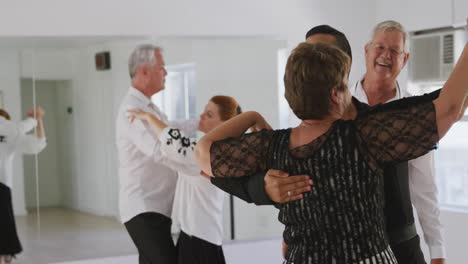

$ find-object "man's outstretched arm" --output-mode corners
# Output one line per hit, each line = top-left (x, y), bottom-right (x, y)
(211, 169), (312, 205)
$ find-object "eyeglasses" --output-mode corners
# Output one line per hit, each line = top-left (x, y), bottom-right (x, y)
(370, 42), (405, 57)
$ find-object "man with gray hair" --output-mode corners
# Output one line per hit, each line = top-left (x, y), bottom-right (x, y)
(352, 20), (446, 264)
(116, 44), (176, 263)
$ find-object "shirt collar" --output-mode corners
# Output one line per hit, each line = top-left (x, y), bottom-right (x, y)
(128, 86), (154, 107)
(353, 76), (402, 104)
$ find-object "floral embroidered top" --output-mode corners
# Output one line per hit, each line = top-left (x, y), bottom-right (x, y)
(209, 100), (439, 263)
(159, 126), (225, 246)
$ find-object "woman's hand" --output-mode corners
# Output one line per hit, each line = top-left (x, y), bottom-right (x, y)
(282, 240), (288, 258)
(27, 106), (45, 120)
(200, 170), (213, 179)
(127, 109), (150, 123)
(127, 109), (167, 136)
(264, 169), (312, 203)
(250, 112), (272, 132)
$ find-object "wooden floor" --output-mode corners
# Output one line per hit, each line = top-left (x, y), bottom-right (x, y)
(14, 208), (137, 264)
(13, 208), (283, 264)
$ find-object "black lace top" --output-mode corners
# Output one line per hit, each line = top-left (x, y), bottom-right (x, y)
(210, 101), (438, 264)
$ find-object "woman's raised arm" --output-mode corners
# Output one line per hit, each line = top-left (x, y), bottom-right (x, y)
(433, 43), (468, 139)
(195, 111), (271, 176)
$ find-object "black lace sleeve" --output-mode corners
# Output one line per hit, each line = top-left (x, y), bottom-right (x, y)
(210, 129), (274, 177)
(356, 101), (439, 163)
(356, 89), (441, 117)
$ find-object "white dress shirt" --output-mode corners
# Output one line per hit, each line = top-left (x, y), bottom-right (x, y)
(116, 87), (177, 223)
(353, 78), (446, 259)
(0, 117), (47, 187)
(158, 126), (225, 245)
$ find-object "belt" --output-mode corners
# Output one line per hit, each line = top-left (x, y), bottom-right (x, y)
(388, 223), (418, 245)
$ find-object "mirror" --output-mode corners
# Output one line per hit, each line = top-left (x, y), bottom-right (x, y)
(0, 36), (288, 263)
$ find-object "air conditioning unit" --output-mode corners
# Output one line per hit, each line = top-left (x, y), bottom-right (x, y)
(409, 29), (467, 83)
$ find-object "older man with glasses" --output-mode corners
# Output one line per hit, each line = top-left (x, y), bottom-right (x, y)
(210, 22), (446, 264)
(352, 20), (446, 264)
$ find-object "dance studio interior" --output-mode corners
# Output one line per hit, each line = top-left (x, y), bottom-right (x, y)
(0, 1), (467, 263)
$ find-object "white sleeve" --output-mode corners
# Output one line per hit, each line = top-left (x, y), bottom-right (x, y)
(158, 127), (200, 176)
(17, 118), (37, 134)
(16, 135), (47, 154)
(169, 118), (199, 136)
(126, 115), (163, 162)
(409, 152), (446, 259)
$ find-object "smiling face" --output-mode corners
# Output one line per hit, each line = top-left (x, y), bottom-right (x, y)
(364, 30), (409, 82)
(198, 101), (223, 133)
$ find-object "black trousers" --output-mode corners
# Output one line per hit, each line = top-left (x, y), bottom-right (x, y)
(177, 231), (226, 264)
(0, 183), (22, 255)
(391, 235), (427, 264)
(124, 212), (177, 264)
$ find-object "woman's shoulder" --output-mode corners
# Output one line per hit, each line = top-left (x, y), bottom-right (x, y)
(248, 128), (289, 137)
(246, 128), (291, 147)
(357, 89), (440, 119)
(330, 120), (359, 139)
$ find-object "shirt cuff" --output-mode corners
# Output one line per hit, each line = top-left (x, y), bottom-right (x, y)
(21, 118), (38, 133)
(247, 172), (275, 205)
(37, 137), (47, 152)
(429, 245), (446, 259)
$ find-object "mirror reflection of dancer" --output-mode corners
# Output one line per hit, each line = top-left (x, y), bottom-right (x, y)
(128, 95), (243, 264)
(117, 44), (202, 264)
(116, 45), (178, 264)
(0, 107), (46, 264)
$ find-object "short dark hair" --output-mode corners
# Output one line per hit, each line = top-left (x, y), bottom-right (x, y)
(0, 109), (11, 120)
(305, 25), (352, 60)
(284, 42), (350, 120)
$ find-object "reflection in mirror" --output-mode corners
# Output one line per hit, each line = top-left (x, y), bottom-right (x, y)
(0, 41), (40, 263)
(0, 36), (288, 264)
(21, 78), (70, 230)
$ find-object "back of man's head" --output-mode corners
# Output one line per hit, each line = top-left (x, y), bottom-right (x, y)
(128, 44), (161, 79)
(305, 25), (352, 60)
(285, 42), (351, 120)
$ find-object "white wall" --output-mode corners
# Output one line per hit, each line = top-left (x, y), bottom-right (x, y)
(159, 37), (288, 128)
(375, 0), (453, 32)
(21, 50), (75, 80)
(0, 0), (312, 42)
(0, 0), (374, 64)
(66, 44), (121, 216)
(454, 0), (468, 27)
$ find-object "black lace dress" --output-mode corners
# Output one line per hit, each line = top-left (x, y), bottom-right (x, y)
(209, 100), (438, 264)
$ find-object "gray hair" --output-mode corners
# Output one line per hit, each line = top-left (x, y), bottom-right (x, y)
(371, 20), (409, 52)
(128, 44), (162, 78)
